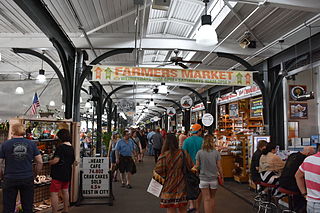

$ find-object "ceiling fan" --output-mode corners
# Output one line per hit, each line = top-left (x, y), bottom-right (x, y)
(157, 49), (202, 69)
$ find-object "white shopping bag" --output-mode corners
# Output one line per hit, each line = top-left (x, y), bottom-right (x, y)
(147, 178), (163, 197)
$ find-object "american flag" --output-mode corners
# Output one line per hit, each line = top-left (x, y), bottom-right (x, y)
(31, 92), (40, 115)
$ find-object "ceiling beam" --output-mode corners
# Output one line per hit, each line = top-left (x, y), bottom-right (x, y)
(0, 36), (285, 57)
(228, 0), (320, 12)
(149, 18), (195, 26)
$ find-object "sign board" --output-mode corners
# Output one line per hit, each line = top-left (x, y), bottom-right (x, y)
(167, 107), (176, 116)
(92, 66), (254, 86)
(180, 96), (193, 109)
(250, 97), (263, 117)
(217, 85), (261, 104)
(191, 103), (205, 112)
(202, 113), (214, 127)
(82, 157), (109, 198)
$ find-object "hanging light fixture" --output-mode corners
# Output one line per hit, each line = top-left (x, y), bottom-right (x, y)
(36, 52), (47, 84)
(85, 100), (91, 108)
(158, 83), (168, 94)
(49, 101), (55, 106)
(149, 98), (155, 107)
(15, 87), (24, 95)
(195, 0), (218, 46)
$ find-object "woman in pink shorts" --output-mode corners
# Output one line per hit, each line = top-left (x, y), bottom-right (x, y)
(49, 129), (75, 213)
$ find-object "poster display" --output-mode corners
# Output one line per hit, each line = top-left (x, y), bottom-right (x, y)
(290, 103), (308, 119)
(219, 105), (226, 116)
(92, 66), (254, 86)
(180, 96), (193, 109)
(250, 97), (263, 117)
(229, 103), (238, 118)
(82, 157), (110, 198)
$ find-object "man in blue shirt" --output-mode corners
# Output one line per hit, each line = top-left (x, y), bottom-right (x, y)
(182, 123), (203, 212)
(0, 123), (43, 213)
(115, 130), (135, 189)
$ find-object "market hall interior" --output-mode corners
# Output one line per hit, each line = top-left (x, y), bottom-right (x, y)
(1, 0), (320, 212)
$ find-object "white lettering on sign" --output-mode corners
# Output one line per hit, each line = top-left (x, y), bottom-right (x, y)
(82, 157), (110, 197)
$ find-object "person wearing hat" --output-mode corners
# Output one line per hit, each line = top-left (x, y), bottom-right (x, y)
(182, 123), (203, 213)
(182, 124), (203, 164)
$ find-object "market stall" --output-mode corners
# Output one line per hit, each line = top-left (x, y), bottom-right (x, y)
(8, 118), (80, 212)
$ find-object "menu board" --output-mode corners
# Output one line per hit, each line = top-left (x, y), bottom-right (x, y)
(250, 97), (263, 117)
(229, 103), (239, 118)
(82, 157), (110, 197)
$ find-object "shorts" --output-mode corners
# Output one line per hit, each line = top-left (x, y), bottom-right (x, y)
(199, 180), (218, 189)
(50, 179), (70, 192)
(118, 155), (134, 173)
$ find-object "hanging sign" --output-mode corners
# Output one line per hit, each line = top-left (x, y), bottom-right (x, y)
(92, 66), (254, 86)
(180, 96), (193, 109)
(82, 157), (109, 198)
(202, 113), (214, 127)
(167, 107), (176, 116)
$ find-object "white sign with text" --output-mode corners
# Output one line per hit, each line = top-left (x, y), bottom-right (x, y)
(82, 157), (110, 197)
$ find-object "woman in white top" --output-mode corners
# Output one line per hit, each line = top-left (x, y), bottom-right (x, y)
(194, 135), (223, 213)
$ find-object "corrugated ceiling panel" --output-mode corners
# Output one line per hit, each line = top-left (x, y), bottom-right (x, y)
(0, 0), (41, 33)
(173, 0), (202, 23)
(149, 8), (167, 19)
(147, 22), (165, 34)
(167, 22), (190, 37)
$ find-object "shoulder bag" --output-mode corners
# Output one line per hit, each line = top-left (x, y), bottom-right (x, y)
(182, 151), (200, 200)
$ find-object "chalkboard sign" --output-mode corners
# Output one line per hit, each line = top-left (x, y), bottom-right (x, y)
(82, 157), (110, 198)
(229, 103), (239, 118)
(250, 97), (263, 117)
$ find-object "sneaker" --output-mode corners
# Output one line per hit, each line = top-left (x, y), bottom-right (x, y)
(127, 184), (132, 189)
(121, 183), (126, 187)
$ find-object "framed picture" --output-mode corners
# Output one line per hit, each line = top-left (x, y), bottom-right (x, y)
(290, 103), (308, 119)
(289, 85), (307, 101)
(288, 121), (299, 139)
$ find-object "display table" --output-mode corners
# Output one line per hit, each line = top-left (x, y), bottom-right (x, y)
(221, 155), (235, 178)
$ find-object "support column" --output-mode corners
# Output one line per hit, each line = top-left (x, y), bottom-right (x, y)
(164, 115), (169, 131)
(107, 99), (113, 133)
(184, 110), (191, 132)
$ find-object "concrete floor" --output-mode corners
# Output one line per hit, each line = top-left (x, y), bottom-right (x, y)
(70, 156), (253, 213)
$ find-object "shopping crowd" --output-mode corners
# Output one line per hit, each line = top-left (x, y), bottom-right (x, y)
(250, 140), (320, 213)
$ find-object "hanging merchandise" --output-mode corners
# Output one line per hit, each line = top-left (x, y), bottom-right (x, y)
(202, 113), (214, 127)
(180, 96), (193, 109)
(166, 107), (176, 116)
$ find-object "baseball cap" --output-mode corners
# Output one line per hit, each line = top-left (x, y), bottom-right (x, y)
(190, 124), (202, 134)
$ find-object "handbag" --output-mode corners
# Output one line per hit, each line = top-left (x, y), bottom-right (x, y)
(182, 151), (200, 200)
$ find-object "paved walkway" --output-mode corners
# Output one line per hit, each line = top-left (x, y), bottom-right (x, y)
(70, 156), (253, 213)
